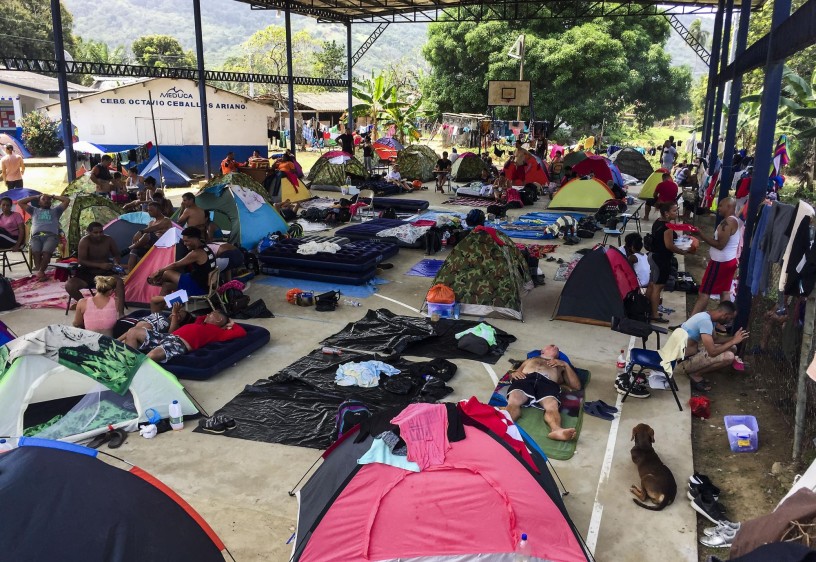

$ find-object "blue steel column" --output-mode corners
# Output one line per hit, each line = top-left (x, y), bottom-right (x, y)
(702, 0), (726, 157)
(285, 1), (297, 157)
(346, 23), (353, 135)
(707, 0), (734, 183)
(734, 0), (792, 331)
(192, 0), (211, 178)
(718, 0), (752, 205)
(50, 0), (75, 180)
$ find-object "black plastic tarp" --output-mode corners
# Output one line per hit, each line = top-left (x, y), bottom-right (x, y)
(320, 308), (516, 364)
(203, 350), (435, 449)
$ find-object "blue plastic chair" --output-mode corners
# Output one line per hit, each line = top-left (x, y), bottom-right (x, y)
(620, 339), (685, 411)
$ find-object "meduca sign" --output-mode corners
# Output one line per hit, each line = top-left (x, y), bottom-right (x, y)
(99, 87), (247, 110)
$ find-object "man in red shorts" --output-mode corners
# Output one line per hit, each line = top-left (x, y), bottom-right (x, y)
(691, 197), (742, 316)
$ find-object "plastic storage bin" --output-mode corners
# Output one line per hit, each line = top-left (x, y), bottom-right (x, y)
(724, 415), (759, 453)
(425, 301), (459, 319)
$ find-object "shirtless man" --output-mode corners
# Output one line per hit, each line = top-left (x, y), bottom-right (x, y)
(126, 201), (172, 272)
(506, 345), (581, 441)
(177, 192), (210, 240)
(65, 222), (125, 315)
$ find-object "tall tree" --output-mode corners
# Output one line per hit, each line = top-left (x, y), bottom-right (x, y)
(422, 17), (691, 134)
(132, 35), (195, 68)
(72, 38), (129, 85)
(0, 0), (77, 60)
(311, 40), (347, 82)
(352, 72), (397, 140)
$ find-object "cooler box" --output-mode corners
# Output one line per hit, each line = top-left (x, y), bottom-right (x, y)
(724, 415), (759, 453)
(425, 301), (460, 319)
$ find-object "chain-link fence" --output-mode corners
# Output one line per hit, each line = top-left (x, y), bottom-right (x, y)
(743, 263), (816, 459)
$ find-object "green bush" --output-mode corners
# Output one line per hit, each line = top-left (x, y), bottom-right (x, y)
(21, 112), (64, 157)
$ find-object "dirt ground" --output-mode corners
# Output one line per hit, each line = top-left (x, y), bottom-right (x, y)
(681, 214), (806, 561)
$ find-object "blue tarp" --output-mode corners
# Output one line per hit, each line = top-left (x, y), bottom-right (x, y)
(495, 212), (586, 240)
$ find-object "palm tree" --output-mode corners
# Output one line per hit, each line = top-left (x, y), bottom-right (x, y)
(351, 72), (396, 140)
(378, 91), (424, 145)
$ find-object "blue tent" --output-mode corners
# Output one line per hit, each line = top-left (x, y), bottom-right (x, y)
(140, 155), (192, 188)
(196, 173), (288, 250)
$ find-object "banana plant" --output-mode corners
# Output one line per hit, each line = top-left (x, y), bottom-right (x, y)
(377, 91), (424, 145)
(351, 72), (396, 140)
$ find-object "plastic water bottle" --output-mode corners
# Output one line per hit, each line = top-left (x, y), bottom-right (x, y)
(514, 533), (531, 562)
(169, 400), (184, 431)
(322, 346), (343, 356)
(616, 349), (627, 375)
(0, 439), (11, 452)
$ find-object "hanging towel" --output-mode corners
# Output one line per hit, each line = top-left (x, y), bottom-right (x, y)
(658, 328), (688, 375)
(230, 185), (265, 213)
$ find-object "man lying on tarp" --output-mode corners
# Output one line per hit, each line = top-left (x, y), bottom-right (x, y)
(122, 303), (246, 363)
(505, 345), (581, 441)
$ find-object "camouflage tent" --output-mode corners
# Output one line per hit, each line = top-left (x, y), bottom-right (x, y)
(61, 194), (124, 254)
(609, 148), (653, 181)
(427, 229), (531, 320)
(62, 175), (97, 196)
(306, 153), (368, 187)
(396, 144), (439, 182)
(450, 154), (485, 182)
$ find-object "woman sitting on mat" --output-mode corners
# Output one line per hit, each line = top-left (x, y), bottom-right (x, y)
(73, 275), (120, 337)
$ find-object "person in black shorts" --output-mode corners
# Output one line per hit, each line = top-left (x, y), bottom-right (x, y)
(505, 345), (582, 441)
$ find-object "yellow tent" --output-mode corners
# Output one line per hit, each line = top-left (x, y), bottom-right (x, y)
(638, 168), (670, 200)
(549, 178), (614, 211)
(270, 176), (312, 203)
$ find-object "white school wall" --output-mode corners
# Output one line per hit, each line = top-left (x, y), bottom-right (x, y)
(45, 78), (272, 175)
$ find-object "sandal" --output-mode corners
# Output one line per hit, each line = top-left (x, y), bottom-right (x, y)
(690, 378), (712, 392)
(107, 429), (127, 449)
(546, 257), (556, 262)
(732, 357), (746, 371)
(595, 399), (619, 413)
(556, 258), (564, 264)
(652, 317), (670, 324)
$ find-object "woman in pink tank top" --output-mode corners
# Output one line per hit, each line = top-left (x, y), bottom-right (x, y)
(73, 275), (120, 337)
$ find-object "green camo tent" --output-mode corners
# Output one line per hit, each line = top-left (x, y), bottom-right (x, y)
(61, 194), (124, 254)
(609, 148), (653, 182)
(396, 144), (439, 182)
(562, 151), (590, 168)
(451, 153), (485, 182)
(306, 153), (367, 187)
(0, 325), (200, 443)
(427, 229), (531, 320)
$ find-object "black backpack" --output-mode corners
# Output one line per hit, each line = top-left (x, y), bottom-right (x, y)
(623, 289), (650, 323)
(315, 290), (341, 312)
(300, 208), (326, 222)
(466, 209), (486, 227)
(381, 207), (397, 219)
(0, 276), (19, 311)
(425, 228), (442, 255)
(241, 249), (260, 275)
(332, 399), (371, 442)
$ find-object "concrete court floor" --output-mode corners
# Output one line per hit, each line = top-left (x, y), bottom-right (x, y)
(1, 186), (698, 561)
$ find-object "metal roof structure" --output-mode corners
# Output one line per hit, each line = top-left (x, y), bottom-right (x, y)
(236, 0), (766, 23)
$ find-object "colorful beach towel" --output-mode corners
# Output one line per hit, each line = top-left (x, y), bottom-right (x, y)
(488, 367), (591, 461)
(11, 272), (75, 309)
(442, 196), (493, 208)
(553, 253), (584, 281)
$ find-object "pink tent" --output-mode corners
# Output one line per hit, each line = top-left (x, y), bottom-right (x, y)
(124, 227), (182, 305)
(294, 420), (588, 562)
(550, 144), (565, 159)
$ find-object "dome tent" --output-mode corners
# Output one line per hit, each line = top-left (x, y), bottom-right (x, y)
(395, 144), (439, 182)
(609, 148), (654, 181)
(450, 152), (486, 182)
(306, 151), (367, 187)
(0, 325), (200, 443)
(195, 172), (288, 250)
(60, 194), (125, 254)
(549, 178), (615, 211)
(427, 228), (531, 320)
(638, 168), (670, 200)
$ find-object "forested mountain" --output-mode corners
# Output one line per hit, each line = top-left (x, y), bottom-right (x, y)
(62, 0), (709, 79)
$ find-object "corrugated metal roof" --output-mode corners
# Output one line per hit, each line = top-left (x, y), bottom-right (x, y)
(293, 92), (362, 112)
(0, 70), (94, 95)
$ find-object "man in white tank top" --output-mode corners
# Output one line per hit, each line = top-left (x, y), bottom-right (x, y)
(690, 197), (743, 316)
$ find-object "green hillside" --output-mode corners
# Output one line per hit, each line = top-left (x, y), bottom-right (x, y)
(62, 0), (428, 77)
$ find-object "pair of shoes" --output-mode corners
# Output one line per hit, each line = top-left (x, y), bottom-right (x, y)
(198, 414), (237, 434)
(700, 533), (734, 548)
(614, 375), (650, 398)
(688, 482), (721, 501)
(732, 357), (746, 371)
(700, 520), (739, 548)
(86, 428), (127, 449)
(690, 378), (712, 393)
(658, 304), (675, 315)
(691, 490), (728, 524)
(545, 257), (556, 262)
(583, 400), (618, 421)
(704, 521), (740, 537)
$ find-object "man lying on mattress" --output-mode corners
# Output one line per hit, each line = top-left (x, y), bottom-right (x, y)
(122, 303), (246, 363)
(505, 345), (581, 441)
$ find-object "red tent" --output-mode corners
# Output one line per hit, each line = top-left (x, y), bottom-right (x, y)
(504, 154), (550, 186)
(372, 142), (398, 161)
(124, 226), (183, 305)
(572, 154), (613, 185)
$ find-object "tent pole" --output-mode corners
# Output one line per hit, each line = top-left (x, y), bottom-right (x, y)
(346, 22), (354, 136)
(147, 91), (165, 189)
(50, 0), (76, 181)
(287, 453), (323, 496)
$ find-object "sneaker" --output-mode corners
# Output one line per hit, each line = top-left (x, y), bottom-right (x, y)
(199, 416), (227, 434)
(614, 375), (651, 398)
(691, 492), (727, 524)
(699, 533), (733, 548)
(689, 472), (719, 489)
(704, 521), (740, 537)
(215, 415), (237, 431)
(688, 483), (720, 502)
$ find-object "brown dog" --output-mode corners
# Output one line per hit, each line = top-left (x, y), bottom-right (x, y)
(630, 423), (677, 511)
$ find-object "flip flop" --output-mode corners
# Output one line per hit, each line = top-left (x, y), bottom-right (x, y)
(732, 357), (746, 371)
(690, 378), (712, 392)
(546, 257), (556, 262)
(556, 258), (565, 264)
(107, 429), (127, 449)
(86, 431), (112, 449)
(583, 402), (613, 421)
(595, 399), (619, 413)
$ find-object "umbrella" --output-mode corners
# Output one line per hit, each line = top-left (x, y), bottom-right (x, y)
(374, 137), (404, 151)
(0, 187), (41, 201)
(58, 141), (108, 159)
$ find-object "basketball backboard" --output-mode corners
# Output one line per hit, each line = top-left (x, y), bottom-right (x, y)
(487, 80), (531, 107)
